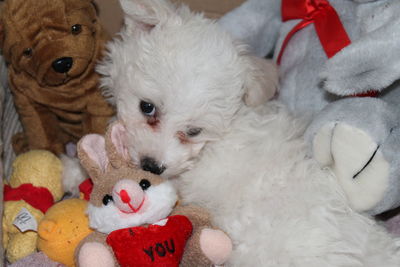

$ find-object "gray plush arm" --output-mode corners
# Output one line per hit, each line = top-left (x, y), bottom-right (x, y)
(320, 1), (400, 95)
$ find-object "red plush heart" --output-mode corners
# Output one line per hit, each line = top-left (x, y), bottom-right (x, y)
(107, 215), (193, 267)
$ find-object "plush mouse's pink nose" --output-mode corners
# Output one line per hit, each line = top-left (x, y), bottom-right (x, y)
(112, 179), (145, 213)
(119, 190), (131, 203)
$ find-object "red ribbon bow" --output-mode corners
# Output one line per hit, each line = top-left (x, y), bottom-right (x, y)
(4, 183), (55, 214)
(277, 0), (351, 64)
(278, 0), (378, 97)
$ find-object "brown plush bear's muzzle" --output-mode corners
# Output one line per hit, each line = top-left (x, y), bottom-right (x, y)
(34, 39), (95, 87)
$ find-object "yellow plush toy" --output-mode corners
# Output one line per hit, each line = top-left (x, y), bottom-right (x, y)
(3, 150), (64, 263)
(37, 198), (93, 267)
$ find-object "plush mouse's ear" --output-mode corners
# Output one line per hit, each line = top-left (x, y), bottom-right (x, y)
(242, 55), (279, 107)
(119, 0), (175, 34)
(77, 134), (109, 180)
(105, 121), (133, 169)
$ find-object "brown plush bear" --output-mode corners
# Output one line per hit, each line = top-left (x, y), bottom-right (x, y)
(0, 0), (115, 155)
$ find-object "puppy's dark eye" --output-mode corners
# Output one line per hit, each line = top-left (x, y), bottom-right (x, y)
(102, 194), (113, 205)
(140, 101), (156, 116)
(139, 179), (151, 190)
(23, 48), (33, 57)
(187, 128), (202, 137)
(71, 24), (82, 35)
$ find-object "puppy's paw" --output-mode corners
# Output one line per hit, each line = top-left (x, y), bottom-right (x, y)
(244, 56), (278, 107)
(199, 228), (232, 265)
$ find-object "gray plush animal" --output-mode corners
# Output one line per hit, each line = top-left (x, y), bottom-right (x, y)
(219, 0), (400, 215)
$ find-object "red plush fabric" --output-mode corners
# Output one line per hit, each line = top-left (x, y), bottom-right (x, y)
(107, 215), (193, 267)
(79, 178), (93, 201)
(278, 0), (351, 64)
(4, 183), (54, 213)
(278, 0), (379, 98)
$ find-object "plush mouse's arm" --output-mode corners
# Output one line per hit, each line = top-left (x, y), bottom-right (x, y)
(320, 3), (400, 95)
(171, 205), (213, 229)
(171, 204), (233, 267)
(75, 231), (116, 267)
(218, 0), (282, 57)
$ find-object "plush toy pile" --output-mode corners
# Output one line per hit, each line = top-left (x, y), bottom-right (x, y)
(4, 0), (400, 265)
(220, 0), (400, 216)
(3, 151), (95, 266)
(0, 0), (115, 156)
(2, 135), (232, 267)
(3, 150), (64, 263)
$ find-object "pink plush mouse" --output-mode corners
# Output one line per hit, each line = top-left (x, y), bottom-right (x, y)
(74, 122), (232, 267)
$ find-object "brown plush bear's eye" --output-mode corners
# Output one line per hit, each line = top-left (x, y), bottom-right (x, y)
(71, 24), (82, 35)
(102, 194), (113, 205)
(23, 48), (32, 57)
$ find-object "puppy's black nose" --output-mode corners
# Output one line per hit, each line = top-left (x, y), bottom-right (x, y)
(52, 57), (73, 73)
(141, 157), (165, 175)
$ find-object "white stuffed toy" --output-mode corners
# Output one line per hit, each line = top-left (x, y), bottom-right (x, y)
(219, 0), (400, 215)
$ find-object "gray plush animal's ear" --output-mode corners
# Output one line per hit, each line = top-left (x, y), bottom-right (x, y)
(242, 55), (279, 107)
(77, 134), (109, 180)
(119, 0), (175, 34)
(105, 121), (133, 169)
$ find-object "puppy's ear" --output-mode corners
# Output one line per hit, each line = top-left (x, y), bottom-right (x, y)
(119, 0), (175, 33)
(242, 55), (279, 107)
(77, 134), (109, 181)
(105, 121), (133, 169)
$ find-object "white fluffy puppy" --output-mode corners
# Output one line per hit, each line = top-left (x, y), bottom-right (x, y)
(98, 0), (400, 266)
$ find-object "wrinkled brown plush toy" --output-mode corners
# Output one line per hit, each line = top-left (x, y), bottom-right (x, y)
(74, 122), (232, 267)
(0, 0), (115, 155)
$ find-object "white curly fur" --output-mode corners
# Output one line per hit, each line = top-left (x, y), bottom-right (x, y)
(97, 0), (400, 265)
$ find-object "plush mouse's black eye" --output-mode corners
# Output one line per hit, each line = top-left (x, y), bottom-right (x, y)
(23, 48), (32, 57)
(139, 179), (151, 190)
(102, 194), (113, 205)
(71, 24), (82, 35)
(140, 101), (156, 116)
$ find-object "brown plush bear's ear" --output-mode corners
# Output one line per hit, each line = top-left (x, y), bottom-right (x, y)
(105, 121), (133, 169)
(119, 0), (175, 34)
(89, 0), (99, 15)
(77, 134), (109, 180)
